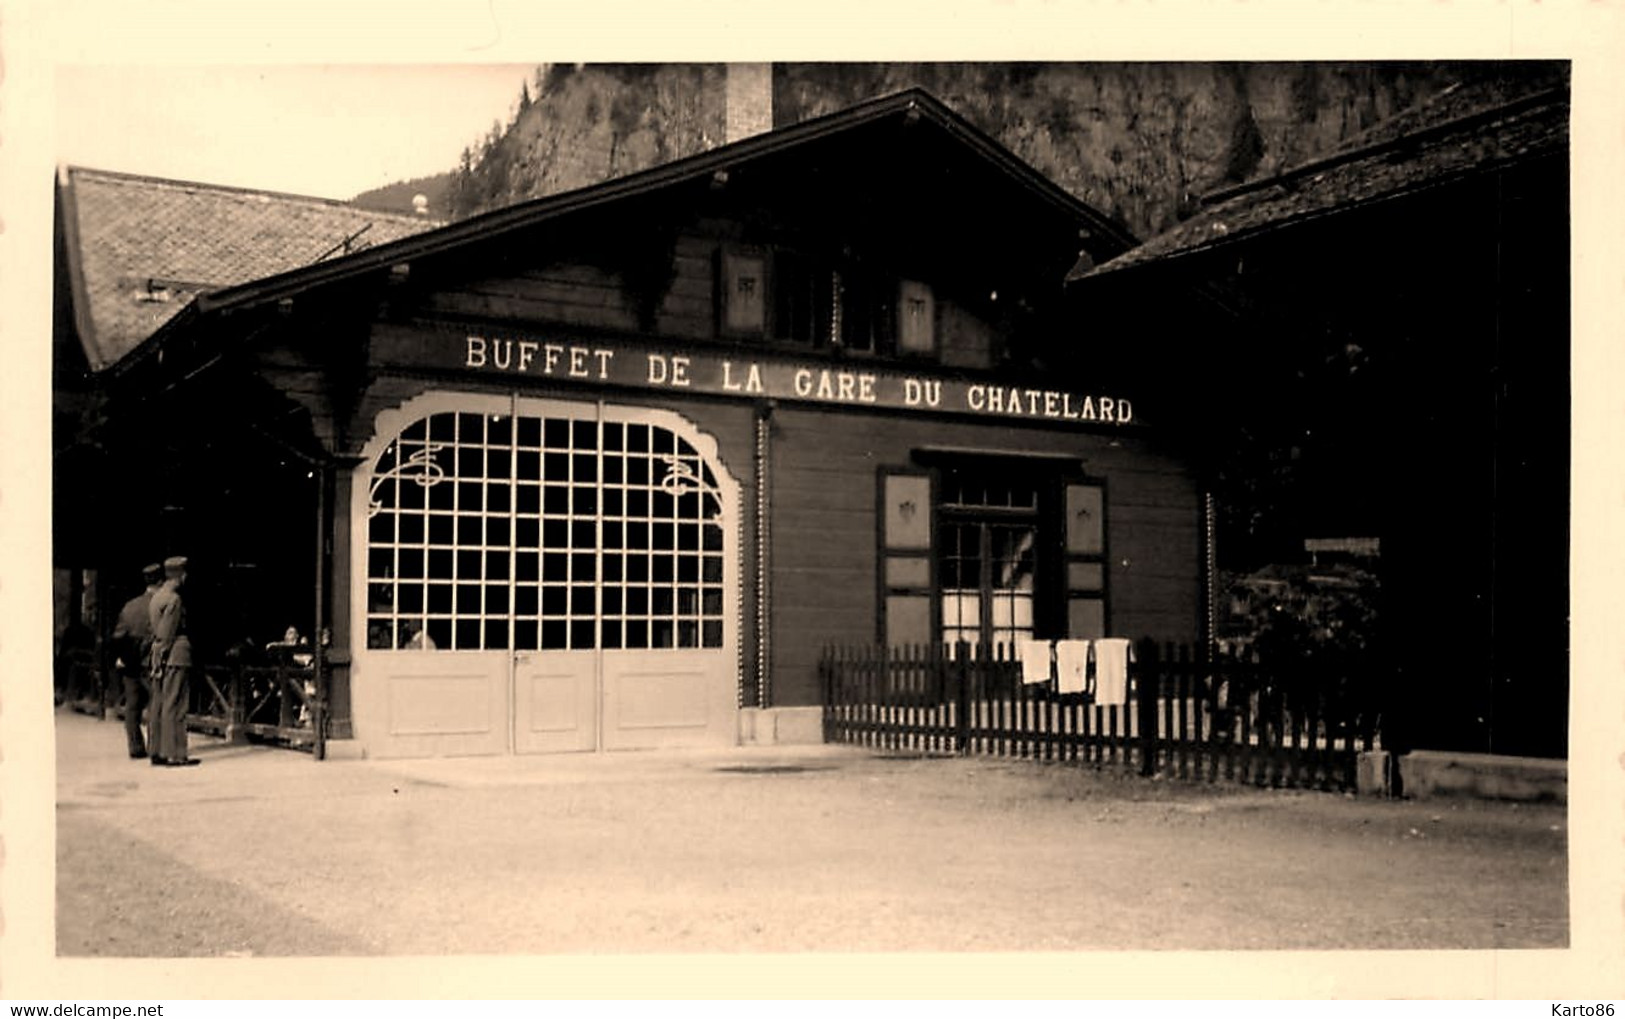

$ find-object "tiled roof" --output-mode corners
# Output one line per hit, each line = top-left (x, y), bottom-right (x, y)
(59, 167), (443, 370)
(1074, 68), (1568, 281)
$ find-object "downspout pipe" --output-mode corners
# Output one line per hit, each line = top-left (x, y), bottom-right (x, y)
(1201, 489), (1217, 660)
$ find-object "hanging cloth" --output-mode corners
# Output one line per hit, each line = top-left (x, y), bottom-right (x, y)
(1055, 639), (1092, 695)
(1094, 638), (1134, 706)
(1016, 639), (1053, 685)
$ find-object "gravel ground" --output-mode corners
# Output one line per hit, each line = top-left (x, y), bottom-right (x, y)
(55, 710), (1567, 956)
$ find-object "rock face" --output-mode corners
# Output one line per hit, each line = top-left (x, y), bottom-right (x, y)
(446, 64), (728, 221)
(444, 61), (1489, 239)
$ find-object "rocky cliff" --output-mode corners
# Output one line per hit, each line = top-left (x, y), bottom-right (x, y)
(418, 60), (1500, 240)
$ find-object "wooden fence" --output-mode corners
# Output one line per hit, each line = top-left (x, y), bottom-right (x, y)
(63, 651), (327, 756)
(187, 655), (325, 754)
(820, 640), (1383, 793)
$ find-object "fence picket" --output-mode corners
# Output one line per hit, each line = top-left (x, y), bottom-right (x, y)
(1106, 702), (1118, 770)
(990, 647), (1004, 758)
(1288, 666), (1305, 788)
(861, 645), (873, 750)
(1193, 648), (1210, 782)
(1061, 689), (1074, 763)
(1221, 666), (1236, 784)
(1240, 651), (1257, 785)
(882, 645), (896, 752)
(1175, 644), (1190, 781)
(1092, 702), (1103, 768)
(1268, 663), (1280, 785)
(1307, 681), (1325, 790)
(1012, 647), (1026, 759)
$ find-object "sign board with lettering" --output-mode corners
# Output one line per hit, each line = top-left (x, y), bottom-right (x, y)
(372, 323), (1141, 428)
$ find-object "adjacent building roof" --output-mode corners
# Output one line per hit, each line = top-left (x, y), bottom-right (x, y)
(58, 167), (443, 370)
(1071, 67), (1569, 282)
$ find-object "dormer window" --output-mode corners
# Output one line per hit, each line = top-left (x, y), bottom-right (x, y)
(721, 245), (934, 357)
(134, 281), (174, 304)
(123, 274), (208, 306)
(769, 250), (830, 345)
(835, 266), (897, 354)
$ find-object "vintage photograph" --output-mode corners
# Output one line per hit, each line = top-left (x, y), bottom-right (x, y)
(21, 15), (1614, 993)
(47, 56), (1570, 953)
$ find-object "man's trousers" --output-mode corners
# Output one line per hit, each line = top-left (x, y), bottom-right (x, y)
(148, 665), (190, 762)
(121, 672), (150, 757)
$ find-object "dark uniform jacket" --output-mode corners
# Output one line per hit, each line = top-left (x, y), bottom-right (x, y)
(148, 581), (192, 671)
(111, 586), (156, 676)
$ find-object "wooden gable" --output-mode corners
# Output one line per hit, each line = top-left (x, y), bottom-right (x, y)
(100, 90), (1139, 465)
(361, 108), (1106, 377)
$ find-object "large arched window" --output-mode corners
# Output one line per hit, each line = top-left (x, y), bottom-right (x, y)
(365, 408), (727, 653)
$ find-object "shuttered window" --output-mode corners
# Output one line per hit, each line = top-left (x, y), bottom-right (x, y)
(878, 457), (1109, 652)
(878, 469), (934, 647)
(1063, 482), (1107, 639)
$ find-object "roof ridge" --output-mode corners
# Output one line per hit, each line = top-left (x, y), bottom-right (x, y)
(1199, 76), (1567, 207)
(62, 164), (440, 225)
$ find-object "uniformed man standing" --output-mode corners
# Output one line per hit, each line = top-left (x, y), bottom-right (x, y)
(111, 562), (162, 759)
(147, 556), (199, 767)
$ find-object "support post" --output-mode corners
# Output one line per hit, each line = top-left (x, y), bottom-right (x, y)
(954, 642), (971, 754)
(312, 462), (332, 761)
(1137, 638), (1160, 777)
(227, 663), (247, 743)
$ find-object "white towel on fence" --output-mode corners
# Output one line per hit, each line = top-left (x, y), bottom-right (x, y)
(1016, 639), (1052, 684)
(1094, 638), (1133, 706)
(1055, 639), (1091, 695)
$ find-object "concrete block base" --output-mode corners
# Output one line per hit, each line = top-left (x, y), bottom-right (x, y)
(1355, 750), (1391, 797)
(738, 706), (825, 746)
(320, 738), (367, 761)
(1398, 750), (1566, 803)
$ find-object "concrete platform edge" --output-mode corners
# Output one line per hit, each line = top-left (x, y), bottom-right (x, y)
(738, 706), (824, 745)
(1398, 749), (1566, 804)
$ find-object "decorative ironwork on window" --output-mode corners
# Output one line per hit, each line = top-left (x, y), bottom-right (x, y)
(366, 410), (727, 654)
(368, 442), (448, 518)
(657, 454), (725, 516)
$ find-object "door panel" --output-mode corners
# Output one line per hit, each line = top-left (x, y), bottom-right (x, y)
(359, 650), (509, 759)
(514, 650), (597, 753)
(602, 649), (735, 749)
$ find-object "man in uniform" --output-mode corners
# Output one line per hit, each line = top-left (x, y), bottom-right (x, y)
(147, 556), (199, 767)
(110, 562), (162, 759)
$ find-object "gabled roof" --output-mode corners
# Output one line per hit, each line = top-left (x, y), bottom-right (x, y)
(58, 167), (444, 370)
(1071, 67), (1569, 282)
(99, 88), (1134, 379)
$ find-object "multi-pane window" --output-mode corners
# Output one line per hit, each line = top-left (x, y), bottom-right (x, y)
(884, 461), (1108, 652)
(599, 420), (727, 651)
(770, 251), (829, 345)
(837, 267), (897, 354)
(937, 471), (1040, 653)
(366, 409), (725, 653)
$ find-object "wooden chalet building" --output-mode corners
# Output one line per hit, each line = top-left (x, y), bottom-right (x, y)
(55, 88), (1208, 759)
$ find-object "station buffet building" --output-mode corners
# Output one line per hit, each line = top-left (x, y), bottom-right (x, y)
(55, 90), (1205, 758)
